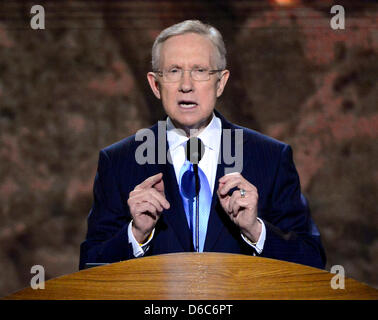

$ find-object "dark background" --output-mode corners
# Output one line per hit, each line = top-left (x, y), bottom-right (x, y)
(0, 0), (377, 297)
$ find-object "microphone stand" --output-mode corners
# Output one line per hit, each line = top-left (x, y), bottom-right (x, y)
(186, 137), (204, 253)
(193, 163), (200, 252)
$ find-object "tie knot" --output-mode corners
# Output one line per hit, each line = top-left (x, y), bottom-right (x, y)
(180, 166), (198, 199)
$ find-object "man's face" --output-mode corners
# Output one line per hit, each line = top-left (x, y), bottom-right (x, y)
(147, 33), (229, 134)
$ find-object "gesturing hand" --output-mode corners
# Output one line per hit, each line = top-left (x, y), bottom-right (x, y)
(127, 173), (170, 243)
(217, 172), (261, 243)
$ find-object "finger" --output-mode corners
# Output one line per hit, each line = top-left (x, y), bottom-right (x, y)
(131, 190), (168, 212)
(231, 198), (251, 217)
(146, 195), (164, 212)
(228, 190), (244, 215)
(135, 201), (158, 217)
(217, 185), (229, 202)
(149, 188), (170, 210)
(217, 188), (230, 211)
(130, 184), (170, 211)
(153, 177), (165, 194)
(228, 191), (239, 213)
(220, 175), (258, 195)
(139, 190), (166, 212)
(219, 172), (241, 184)
(218, 177), (243, 196)
(218, 180), (236, 197)
(136, 173), (163, 190)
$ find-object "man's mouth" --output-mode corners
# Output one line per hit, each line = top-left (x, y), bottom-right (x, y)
(178, 100), (198, 109)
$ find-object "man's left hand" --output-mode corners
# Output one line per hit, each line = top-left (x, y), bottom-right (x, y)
(217, 173), (262, 243)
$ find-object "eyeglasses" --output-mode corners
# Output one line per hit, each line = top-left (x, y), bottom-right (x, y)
(154, 68), (224, 82)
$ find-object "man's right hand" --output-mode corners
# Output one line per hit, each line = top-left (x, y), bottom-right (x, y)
(127, 172), (170, 244)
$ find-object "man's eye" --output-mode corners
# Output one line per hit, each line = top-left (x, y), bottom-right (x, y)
(195, 68), (206, 73)
(168, 69), (179, 73)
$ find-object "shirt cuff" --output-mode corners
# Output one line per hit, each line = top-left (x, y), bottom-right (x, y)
(127, 220), (155, 257)
(240, 218), (266, 255)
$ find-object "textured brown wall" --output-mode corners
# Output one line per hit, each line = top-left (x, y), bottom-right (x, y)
(0, 0), (377, 297)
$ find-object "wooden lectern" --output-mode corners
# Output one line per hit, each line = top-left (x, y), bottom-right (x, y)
(4, 253), (378, 300)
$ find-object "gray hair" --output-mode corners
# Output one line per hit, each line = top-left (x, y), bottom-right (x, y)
(151, 20), (227, 71)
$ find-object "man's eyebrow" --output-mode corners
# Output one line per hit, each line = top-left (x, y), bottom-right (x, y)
(192, 64), (209, 69)
(166, 64), (181, 69)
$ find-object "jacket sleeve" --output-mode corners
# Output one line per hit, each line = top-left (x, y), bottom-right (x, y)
(259, 144), (327, 269)
(79, 149), (134, 270)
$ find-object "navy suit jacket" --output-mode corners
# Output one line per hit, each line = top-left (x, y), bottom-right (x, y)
(79, 111), (326, 270)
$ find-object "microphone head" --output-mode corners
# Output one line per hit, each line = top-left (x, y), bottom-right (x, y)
(185, 137), (205, 164)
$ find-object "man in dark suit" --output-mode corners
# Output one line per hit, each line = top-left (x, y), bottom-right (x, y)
(79, 20), (326, 270)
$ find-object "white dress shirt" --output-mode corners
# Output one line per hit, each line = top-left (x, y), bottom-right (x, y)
(128, 113), (266, 256)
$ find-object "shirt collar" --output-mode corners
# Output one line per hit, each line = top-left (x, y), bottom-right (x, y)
(166, 113), (222, 152)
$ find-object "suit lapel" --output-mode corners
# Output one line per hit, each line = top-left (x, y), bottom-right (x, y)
(203, 152), (227, 251)
(204, 111), (240, 251)
(159, 160), (193, 251)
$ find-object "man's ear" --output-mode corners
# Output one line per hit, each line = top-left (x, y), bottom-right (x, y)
(147, 72), (161, 99)
(216, 69), (230, 98)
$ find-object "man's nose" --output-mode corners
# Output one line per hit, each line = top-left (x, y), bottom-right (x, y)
(179, 70), (194, 92)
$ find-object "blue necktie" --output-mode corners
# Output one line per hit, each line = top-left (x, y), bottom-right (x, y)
(179, 159), (212, 252)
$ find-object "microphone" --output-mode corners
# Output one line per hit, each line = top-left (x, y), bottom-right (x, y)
(185, 137), (205, 252)
(186, 137), (205, 164)
(185, 137), (205, 195)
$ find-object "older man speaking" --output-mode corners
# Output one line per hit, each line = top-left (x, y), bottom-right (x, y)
(79, 20), (326, 270)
